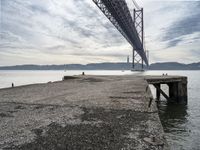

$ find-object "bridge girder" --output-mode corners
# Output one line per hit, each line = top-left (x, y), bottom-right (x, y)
(93, 0), (148, 66)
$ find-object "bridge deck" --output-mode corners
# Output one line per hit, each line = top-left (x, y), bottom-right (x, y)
(0, 75), (168, 149)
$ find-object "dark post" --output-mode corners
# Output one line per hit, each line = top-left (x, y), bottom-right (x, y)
(168, 83), (178, 102)
(156, 84), (161, 101)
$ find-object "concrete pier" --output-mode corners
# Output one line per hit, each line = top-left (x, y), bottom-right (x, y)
(0, 75), (172, 149)
(146, 76), (188, 104)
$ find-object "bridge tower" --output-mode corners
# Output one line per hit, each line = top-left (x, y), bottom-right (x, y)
(132, 7), (144, 70)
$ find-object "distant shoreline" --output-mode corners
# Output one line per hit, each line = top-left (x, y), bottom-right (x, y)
(0, 62), (200, 70)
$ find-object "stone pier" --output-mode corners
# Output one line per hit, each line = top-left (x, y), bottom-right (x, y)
(146, 76), (188, 104)
(0, 75), (169, 150)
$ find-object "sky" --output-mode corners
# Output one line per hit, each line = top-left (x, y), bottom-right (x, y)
(0, 0), (200, 66)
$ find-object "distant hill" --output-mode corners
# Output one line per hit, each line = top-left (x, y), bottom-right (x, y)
(0, 62), (199, 70)
(149, 62), (200, 70)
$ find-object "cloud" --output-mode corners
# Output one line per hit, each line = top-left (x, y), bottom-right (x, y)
(0, 0), (199, 65)
(161, 1), (200, 48)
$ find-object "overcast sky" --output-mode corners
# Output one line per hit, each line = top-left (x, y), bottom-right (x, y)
(0, 0), (199, 66)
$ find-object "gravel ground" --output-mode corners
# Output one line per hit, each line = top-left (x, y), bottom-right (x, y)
(0, 75), (169, 150)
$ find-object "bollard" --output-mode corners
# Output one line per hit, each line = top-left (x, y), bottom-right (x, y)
(12, 83), (14, 88)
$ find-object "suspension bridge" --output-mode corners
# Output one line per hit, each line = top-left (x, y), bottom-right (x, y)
(93, 0), (149, 69)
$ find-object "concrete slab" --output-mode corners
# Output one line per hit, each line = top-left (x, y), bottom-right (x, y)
(0, 75), (168, 150)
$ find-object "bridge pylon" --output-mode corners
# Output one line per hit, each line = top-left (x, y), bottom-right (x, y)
(132, 7), (145, 71)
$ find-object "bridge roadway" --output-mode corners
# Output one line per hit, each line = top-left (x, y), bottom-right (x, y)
(0, 75), (169, 149)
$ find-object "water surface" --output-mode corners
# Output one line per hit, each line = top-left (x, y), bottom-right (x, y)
(0, 70), (199, 149)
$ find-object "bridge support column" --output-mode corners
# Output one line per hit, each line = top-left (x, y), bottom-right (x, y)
(168, 78), (188, 104)
(132, 7), (145, 71)
(168, 83), (178, 102)
(155, 84), (161, 101)
(178, 78), (188, 104)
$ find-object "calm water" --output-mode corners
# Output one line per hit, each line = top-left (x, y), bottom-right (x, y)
(0, 70), (199, 149)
